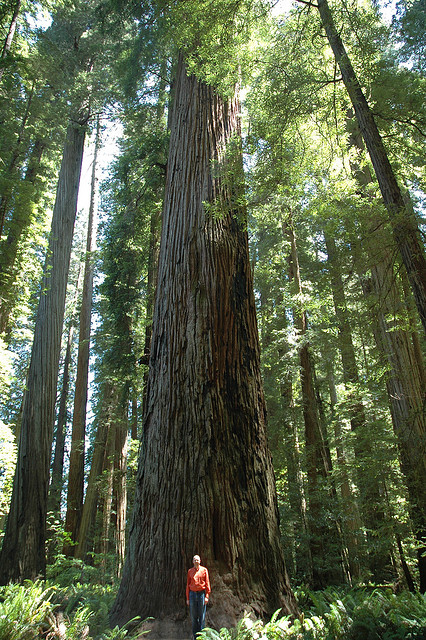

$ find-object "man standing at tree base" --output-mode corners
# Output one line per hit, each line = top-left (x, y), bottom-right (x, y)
(186, 555), (211, 640)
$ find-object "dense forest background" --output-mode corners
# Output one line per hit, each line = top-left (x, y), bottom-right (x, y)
(0, 0), (425, 638)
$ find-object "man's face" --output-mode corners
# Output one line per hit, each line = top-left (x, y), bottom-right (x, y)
(193, 555), (201, 568)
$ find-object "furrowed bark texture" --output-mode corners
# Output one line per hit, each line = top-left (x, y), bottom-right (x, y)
(317, 0), (426, 333)
(110, 56), (296, 632)
(0, 118), (85, 583)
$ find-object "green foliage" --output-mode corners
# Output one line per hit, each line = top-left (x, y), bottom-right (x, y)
(0, 581), (55, 640)
(0, 418), (16, 529)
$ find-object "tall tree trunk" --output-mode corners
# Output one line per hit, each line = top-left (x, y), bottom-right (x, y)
(284, 215), (341, 588)
(64, 118), (100, 555)
(346, 112), (426, 591)
(0, 0), (22, 83)
(110, 54), (297, 631)
(0, 113), (87, 584)
(315, 0), (426, 332)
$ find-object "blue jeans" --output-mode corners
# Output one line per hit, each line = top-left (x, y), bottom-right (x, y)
(189, 590), (206, 640)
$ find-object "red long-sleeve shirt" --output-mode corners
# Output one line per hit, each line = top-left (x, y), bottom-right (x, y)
(186, 565), (211, 600)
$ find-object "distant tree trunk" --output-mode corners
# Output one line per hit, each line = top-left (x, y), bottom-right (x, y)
(113, 396), (128, 578)
(284, 215), (341, 588)
(47, 259), (83, 519)
(99, 420), (115, 575)
(0, 138), (46, 334)
(0, 82), (35, 236)
(280, 369), (312, 581)
(130, 393), (138, 440)
(326, 366), (361, 582)
(316, 0), (426, 332)
(74, 382), (117, 561)
(325, 231), (393, 581)
(0, 113), (87, 584)
(64, 118), (100, 556)
(364, 263), (426, 592)
(110, 54), (297, 631)
(0, 0), (22, 83)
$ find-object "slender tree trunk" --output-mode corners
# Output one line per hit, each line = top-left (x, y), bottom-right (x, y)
(326, 366), (361, 582)
(110, 54), (297, 631)
(113, 396), (128, 578)
(99, 422), (115, 577)
(280, 370), (312, 581)
(64, 118), (100, 555)
(0, 114), (87, 584)
(325, 231), (393, 580)
(74, 382), (117, 561)
(315, 0), (426, 332)
(284, 214), (342, 588)
(0, 81), (35, 236)
(0, 0), (22, 83)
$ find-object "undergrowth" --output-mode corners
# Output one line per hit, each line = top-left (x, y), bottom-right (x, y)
(0, 576), (143, 640)
(199, 587), (426, 640)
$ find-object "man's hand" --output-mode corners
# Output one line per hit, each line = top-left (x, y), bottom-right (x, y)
(205, 596), (209, 604)
(186, 599), (189, 606)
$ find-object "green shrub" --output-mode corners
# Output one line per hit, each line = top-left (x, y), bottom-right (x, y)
(0, 581), (55, 640)
(0, 579), (145, 640)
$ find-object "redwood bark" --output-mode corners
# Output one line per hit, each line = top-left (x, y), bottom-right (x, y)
(316, 0), (426, 333)
(0, 115), (86, 584)
(110, 55), (297, 631)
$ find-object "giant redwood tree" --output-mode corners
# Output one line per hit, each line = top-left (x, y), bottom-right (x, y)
(110, 54), (297, 632)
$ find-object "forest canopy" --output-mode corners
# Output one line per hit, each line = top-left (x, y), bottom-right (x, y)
(0, 0), (425, 637)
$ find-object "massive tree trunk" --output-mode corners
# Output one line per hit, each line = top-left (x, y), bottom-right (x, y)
(0, 114), (86, 584)
(64, 119), (100, 555)
(110, 55), (297, 633)
(316, 0), (426, 333)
